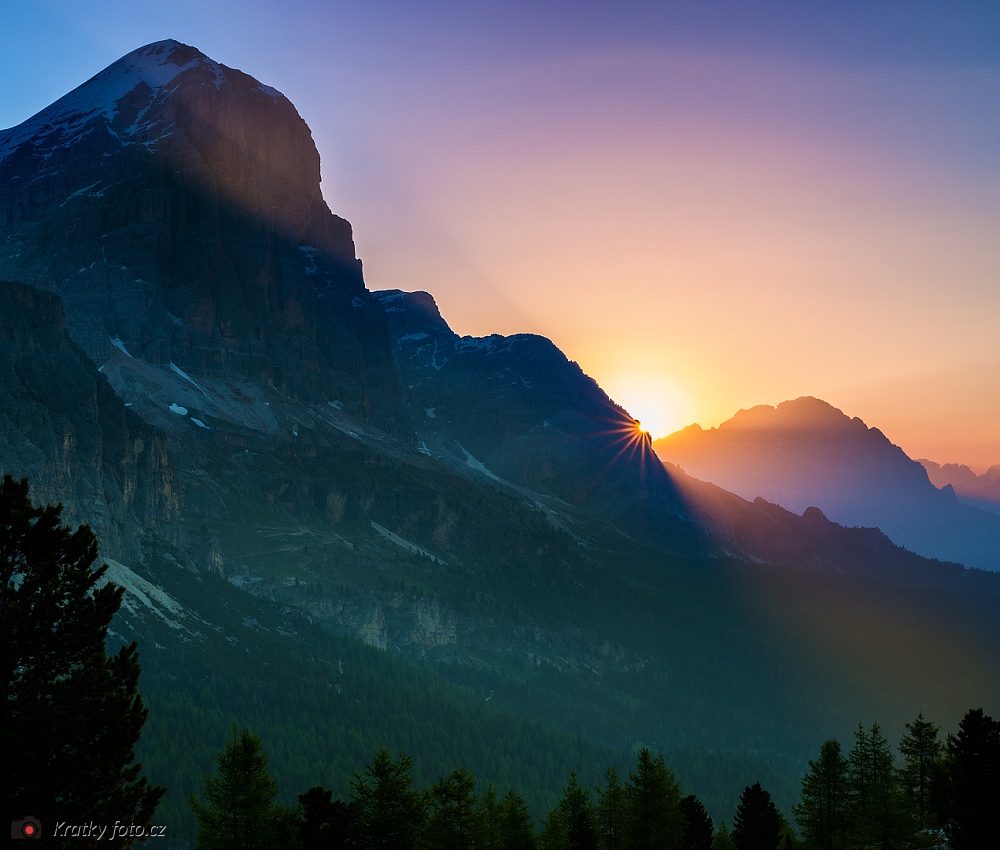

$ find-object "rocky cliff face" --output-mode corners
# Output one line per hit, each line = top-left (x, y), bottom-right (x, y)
(0, 39), (707, 568)
(0, 40), (400, 426)
(0, 40), (711, 660)
(0, 279), (178, 561)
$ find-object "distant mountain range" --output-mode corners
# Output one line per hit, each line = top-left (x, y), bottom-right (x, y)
(654, 396), (1000, 571)
(3, 40), (998, 838)
(919, 458), (1000, 517)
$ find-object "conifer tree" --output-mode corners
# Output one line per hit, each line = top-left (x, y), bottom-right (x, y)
(623, 747), (683, 850)
(868, 724), (906, 848)
(732, 783), (781, 850)
(558, 772), (598, 850)
(348, 746), (425, 850)
(190, 726), (298, 850)
(846, 723), (872, 837)
(481, 784), (537, 850)
(793, 740), (848, 850)
(776, 814), (796, 850)
(846, 723), (909, 849)
(898, 714), (943, 831)
(597, 767), (625, 850)
(541, 808), (570, 850)
(945, 708), (1000, 850)
(425, 767), (482, 850)
(680, 795), (714, 850)
(298, 786), (353, 850)
(1, 475), (163, 844)
(712, 825), (737, 850)
(498, 788), (538, 850)
(481, 783), (503, 850)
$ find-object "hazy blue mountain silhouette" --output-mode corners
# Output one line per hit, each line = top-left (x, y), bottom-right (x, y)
(920, 459), (1000, 518)
(655, 396), (1000, 571)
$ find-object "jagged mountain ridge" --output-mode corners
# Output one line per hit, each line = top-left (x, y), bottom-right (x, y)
(0, 38), (709, 590)
(4, 39), (972, 575)
(661, 461), (999, 595)
(654, 396), (1000, 571)
(374, 288), (705, 553)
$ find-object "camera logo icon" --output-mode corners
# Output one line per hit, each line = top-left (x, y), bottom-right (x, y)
(11, 817), (41, 839)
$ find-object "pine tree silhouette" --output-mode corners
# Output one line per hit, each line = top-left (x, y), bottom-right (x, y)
(732, 783), (780, 850)
(1, 475), (163, 845)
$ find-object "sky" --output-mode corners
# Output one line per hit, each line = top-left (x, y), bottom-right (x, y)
(3, 1), (999, 469)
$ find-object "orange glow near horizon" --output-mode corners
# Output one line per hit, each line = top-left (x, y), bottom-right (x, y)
(587, 368), (696, 441)
(341, 49), (1000, 470)
(4, 2), (998, 471)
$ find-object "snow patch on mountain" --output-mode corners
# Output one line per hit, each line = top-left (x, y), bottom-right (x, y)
(61, 180), (104, 205)
(169, 362), (209, 397)
(110, 336), (132, 357)
(100, 558), (191, 631)
(370, 521), (445, 565)
(455, 335), (502, 353)
(372, 290), (406, 312)
(299, 245), (320, 275)
(457, 443), (504, 483)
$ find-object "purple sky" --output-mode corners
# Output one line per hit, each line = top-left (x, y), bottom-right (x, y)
(3, 2), (1000, 467)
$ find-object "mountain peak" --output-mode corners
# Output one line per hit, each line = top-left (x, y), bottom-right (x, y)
(724, 396), (855, 433)
(0, 40), (282, 164)
(103, 39), (220, 89)
(777, 395), (846, 419)
(0, 39), (383, 412)
(129, 38), (207, 64)
(654, 396), (1000, 570)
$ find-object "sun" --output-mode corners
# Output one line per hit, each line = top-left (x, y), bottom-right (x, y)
(595, 411), (658, 480)
(603, 374), (693, 440)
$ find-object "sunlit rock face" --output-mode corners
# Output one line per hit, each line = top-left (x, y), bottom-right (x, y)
(0, 40), (400, 425)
